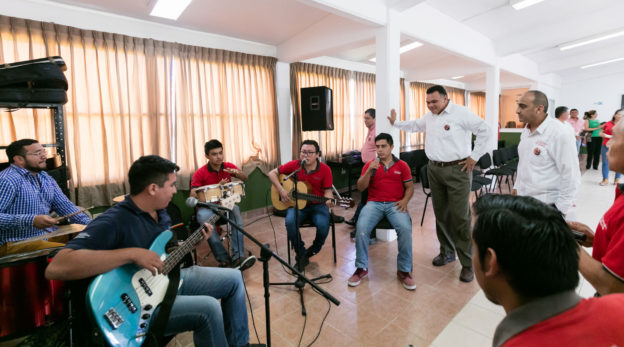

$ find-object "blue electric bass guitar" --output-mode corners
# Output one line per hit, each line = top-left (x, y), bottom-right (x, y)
(86, 194), (240, 346)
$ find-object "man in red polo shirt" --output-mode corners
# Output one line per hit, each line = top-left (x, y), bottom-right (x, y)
(190, 139), (253, 269)
(573, 118), (624, 295)
(472, 194), (624, 347)
(268, 140), (333, 271)
(348, 133), (416, 290)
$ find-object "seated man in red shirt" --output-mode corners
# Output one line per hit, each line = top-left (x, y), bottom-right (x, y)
(472, 194), (624, 347)
(268, 140), (333, 271)
(190, 139), (254, 269)
(573, 117), (624, 295)
(348, 133), (415, 290)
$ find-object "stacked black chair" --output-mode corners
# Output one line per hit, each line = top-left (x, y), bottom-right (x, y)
(483, 150), (515, 193)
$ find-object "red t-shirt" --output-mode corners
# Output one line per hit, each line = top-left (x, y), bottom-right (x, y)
(503, 295), (624, 346)
(592, 185), (624, 281)
(603, 121), (616, 146)
(190, 162), (239, 187)
(362, 158), (412, 202)
(278, 160), (332, 204)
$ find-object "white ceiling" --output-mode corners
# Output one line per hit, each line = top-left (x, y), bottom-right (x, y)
(45, 0), (624, 89)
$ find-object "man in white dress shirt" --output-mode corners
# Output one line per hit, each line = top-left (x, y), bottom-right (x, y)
(513, 91), (580, 216)
(388, 85), (491, 282)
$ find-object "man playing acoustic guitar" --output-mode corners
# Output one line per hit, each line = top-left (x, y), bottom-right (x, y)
(268, 140), (334, 272)
(46, 155), (257, 347)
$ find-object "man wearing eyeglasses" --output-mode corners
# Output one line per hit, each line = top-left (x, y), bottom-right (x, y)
(0, 139), (90, 255)
(268, 140), (334, 271)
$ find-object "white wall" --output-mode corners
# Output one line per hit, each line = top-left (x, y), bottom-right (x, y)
(559, 72), (624, 122)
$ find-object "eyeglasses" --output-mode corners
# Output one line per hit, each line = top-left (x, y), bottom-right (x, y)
(300, 151), (317, 155)
(25, 150), (47, 157)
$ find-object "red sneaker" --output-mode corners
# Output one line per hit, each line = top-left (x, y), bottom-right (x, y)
(397, 271), (417, 290)
(348, 268), (368, 287)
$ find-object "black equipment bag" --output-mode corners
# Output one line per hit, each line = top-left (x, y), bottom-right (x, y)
(0, 56), (68, 104)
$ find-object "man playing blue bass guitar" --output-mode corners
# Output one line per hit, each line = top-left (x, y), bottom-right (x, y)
(46, 155), (258, 347)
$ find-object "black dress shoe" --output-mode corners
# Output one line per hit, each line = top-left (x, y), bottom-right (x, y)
(432, 253), (456, 266)
(345, 218), (357, 226)
(295, 254), (309, 272)
(459, 266), (474, 282)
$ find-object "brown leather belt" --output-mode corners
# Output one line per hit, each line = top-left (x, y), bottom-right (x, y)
(429, 158), (466, 167)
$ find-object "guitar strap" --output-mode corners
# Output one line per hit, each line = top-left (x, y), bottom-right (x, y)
(143, 264), (180, 347)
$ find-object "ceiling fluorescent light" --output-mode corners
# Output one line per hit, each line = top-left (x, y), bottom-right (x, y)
(150, 0), (192, 20)
(369, 41), (422, 63)
(451, 75), (464, 80)
(399, 42), (423, 54)
(560, 29), (624, 51)
(510, 0), (545, 10)
(581, 57), (624, 69)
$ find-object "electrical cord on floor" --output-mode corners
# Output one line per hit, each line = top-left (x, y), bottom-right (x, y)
(242, 275), (262, 345)
(306, 297), (331, 347)
(297, 310), (307, 347)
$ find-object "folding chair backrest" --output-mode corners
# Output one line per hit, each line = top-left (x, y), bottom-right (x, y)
(420, 164), (430, 191)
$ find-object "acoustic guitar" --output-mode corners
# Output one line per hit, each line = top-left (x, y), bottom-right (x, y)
(271, 174), (354, 210)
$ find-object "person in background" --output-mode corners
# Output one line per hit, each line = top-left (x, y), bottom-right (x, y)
(554, 106), (575, 138)
(599, 109), (623, 186)
(346, 108), (376, 227)
(472, 194), (624, 347)
(567, 108), (584, 154)
(584, 110), (602, 170)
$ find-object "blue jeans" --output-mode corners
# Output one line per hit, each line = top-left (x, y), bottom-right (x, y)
(576, 138), (582, 154)
(198, 205), (245, 261)
(285, 204), (330, 256)
(602, 145), (622, 180)
(355, 201), (413, 272)
(158, 266), (249, 346)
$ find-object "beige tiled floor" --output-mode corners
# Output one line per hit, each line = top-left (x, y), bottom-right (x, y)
(168, 180), (482, 347)
(430, 165), (615, 346)
(167, 159), (616, 347)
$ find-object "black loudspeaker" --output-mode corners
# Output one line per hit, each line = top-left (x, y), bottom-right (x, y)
(621, 94), (624, 108)
(301, 86), (333, 131)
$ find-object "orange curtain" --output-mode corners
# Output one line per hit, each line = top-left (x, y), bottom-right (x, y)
(469, 92), (486, 120)
(0, 16), (173, 206)
(447, 87), (466, 106)
(352, 71), (375, 151)
(174, 47), (279, 188)
(407, 82), (432, 149)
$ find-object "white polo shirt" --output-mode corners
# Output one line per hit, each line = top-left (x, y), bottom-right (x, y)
(514, 116), (581, 214)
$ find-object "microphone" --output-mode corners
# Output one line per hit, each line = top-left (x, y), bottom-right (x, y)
(185, 197), (232, 212)
(371, 157), (380, 178)
(283, 159), (306, 181)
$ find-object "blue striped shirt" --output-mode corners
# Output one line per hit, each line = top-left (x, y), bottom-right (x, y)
(0, 164), (91, 246)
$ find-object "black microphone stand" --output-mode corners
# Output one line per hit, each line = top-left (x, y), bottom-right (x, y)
(203, 204), (340, 347)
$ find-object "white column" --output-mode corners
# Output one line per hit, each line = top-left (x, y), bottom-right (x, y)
(403, 78), (411, 150)
(485, 66), (500, 151)
(276, 62), (292, 163)
(375, 9), (401, 156)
